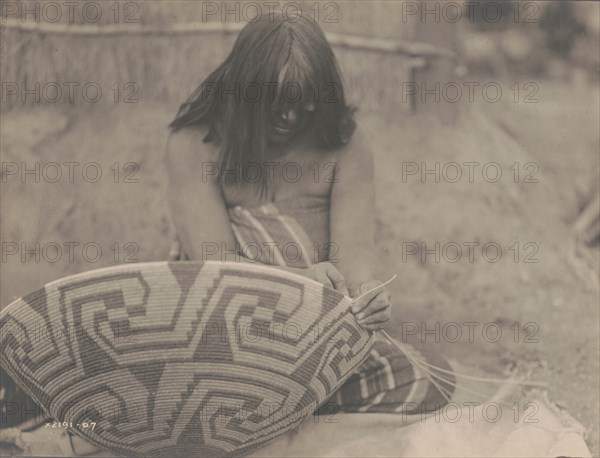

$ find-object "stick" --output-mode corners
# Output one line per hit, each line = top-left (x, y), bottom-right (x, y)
(0, 17), (456, 59)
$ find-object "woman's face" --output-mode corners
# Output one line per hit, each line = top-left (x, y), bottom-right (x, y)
(268, 103), (315, 144)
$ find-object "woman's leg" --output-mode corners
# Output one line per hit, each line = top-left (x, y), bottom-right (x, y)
(324, 334), (455, 414)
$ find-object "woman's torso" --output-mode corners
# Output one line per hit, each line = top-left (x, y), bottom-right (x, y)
(221, 147), (338, 267)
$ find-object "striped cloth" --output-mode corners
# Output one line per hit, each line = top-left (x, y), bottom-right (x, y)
(169, 198), (330, 268)
(169, 201), (454, 414)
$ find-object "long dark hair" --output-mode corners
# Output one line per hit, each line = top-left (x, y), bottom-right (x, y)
(169, 6), (356, 187)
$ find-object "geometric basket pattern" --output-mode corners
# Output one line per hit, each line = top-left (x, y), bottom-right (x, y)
(0, 261), (374, 456)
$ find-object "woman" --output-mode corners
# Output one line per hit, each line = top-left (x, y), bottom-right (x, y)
(166, 6), (453, 413)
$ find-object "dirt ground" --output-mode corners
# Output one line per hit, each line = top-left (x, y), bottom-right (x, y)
(1, 79), (599, 454)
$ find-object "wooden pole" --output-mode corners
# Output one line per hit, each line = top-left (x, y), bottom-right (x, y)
(0, 17), (456, 59)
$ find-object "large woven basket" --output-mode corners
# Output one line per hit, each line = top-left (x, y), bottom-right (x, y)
(0, 261), (373, 456)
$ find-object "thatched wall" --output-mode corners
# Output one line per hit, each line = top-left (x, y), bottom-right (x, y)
(0, 1), (456, 114)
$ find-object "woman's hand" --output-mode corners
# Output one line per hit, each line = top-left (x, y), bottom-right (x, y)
(300, 262), (349, 296)
(349, 279), (392, 331)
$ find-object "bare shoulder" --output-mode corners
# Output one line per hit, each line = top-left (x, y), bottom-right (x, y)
(165, 125), (219, 180)
(331, 125), (374, 178)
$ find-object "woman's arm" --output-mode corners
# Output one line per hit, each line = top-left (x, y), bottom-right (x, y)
(329, 128), (391, 330)
(165, 127), (349, 295)
(329, 127), (378, 286)
(166, 127), (240, 262)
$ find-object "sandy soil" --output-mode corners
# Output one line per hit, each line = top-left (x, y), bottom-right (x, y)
(1, 79), (598, 453)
